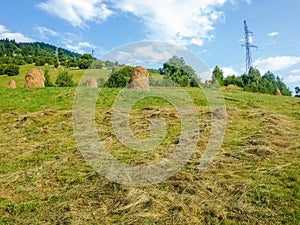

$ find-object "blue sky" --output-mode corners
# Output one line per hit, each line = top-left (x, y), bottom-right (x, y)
(0, 0), (300, 93)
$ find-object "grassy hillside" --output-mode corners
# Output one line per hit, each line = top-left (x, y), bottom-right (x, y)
(0, 64), (112, 88)
(0, 87), (299, 224)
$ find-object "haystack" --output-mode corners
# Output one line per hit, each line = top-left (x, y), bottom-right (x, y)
(24, 68), (45, 88)
(8, 80), (17, 88)
(128, 66), (150, 91)
(275, 88), (282, 96)
(86, 77), (98, 88)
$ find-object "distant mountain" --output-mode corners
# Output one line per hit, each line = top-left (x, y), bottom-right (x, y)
(0, 39), (81, 58)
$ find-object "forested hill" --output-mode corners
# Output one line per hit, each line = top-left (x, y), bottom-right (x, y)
(0, 39), (81, 58)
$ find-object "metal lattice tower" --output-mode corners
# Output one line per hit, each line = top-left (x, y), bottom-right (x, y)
(242, 20), (257, 74)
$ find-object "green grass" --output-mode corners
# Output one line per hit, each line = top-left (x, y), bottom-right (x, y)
(0, 85), (299, 224)
(0, 64), (112, 88)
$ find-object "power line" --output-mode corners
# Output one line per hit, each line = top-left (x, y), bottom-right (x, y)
(242, 20), (257, 73)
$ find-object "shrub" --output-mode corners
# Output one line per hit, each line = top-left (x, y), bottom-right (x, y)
(190, 77), (200, 87)
(6, 64), (19, 76)
(54, 59), (59, 68)
(0, 65), (7, 75)
(55, 70), (74, 87)
(104, 66), (134, 88)
(44, 69), (55, 87)
(25, 56), (33, 64)
(35, 59), (46, 66)
(91, 60), (104, 69)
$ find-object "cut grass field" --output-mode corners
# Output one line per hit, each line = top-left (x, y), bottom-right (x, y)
(0, 85), (299, 224)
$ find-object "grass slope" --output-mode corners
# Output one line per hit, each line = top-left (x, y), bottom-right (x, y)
(0, 64), (112, 88)
(0, 87), (299, 224)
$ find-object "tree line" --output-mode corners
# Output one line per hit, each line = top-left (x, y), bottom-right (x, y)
(212, 66), (292, 96)
(106, 56), (293, 97)
(0, 39), (121, 76)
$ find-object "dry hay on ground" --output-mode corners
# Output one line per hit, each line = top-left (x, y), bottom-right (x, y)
(24, 68), (45, 88)
(86, 77), (98, 88)
(128, 66), (150, 91)
(7, 80), (16, 88)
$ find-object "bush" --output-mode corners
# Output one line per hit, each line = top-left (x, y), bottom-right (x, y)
(25, 56), (33, 64)
(190, 77), (200, 87)
(60, 60), (67, 67)
(6, 64), (19, 76)
(104, 66), (134, 88)
(91, 60), (104, 69)
(97, 77), (106, 87)
(44, 69), (55, 87)
(55, 70), (74, 87)
(0, 65), (7, 75)
(54, 59), (59, 68)
(35, 59), (46, 66)
(45, 57), (54, 65)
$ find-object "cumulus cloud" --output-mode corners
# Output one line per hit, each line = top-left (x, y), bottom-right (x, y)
(37, 0), (113, 27)
(254, 56), (300, 74)
(114, 45), (174, 65)
(242, 0), (252, 4)
(66, 42), (95, 53)
(112, 0), (228, 46)
(35, 26), (58, 39)
(284, 75), (300, 83)
(221, 67), (238, 77)
(37, 0), (240, 46)
(0, 24), (34, 42)
(267, 32), (279, 37)
(291, 69), (300, 74)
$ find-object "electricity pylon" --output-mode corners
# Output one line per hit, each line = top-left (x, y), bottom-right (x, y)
(242, 20), (257, 74)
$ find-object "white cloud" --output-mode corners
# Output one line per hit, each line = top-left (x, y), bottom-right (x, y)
(66, 41), (95, 53)
(112, 0), (228, 46)
(284, 75), (300, 83)
(221, 67), (238, 77)
(37, 0), (113, 27)
(0, 24), (34, 42)
(291, 69), (300, 74)
(35, 26), (58, 39)
(0, 25), (8, 33)
(37, 0), (237, 46)
(267, 32), (279, 37)
(113, 44), (174, 65)
(254, 56), (300, 74)
(244, 0), (252, 4)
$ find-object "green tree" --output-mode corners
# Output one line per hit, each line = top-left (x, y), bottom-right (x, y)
(44, 69), (55, 87)
(212, 66), (224, 86)
(6, 64), (19, 76)
(91, 60), (104, 69)
(35, 58), (46, 66)
(105, 66), (134, 88)
(24, 56), (33, 64)
(54, 59), (59, 68)
(224, 75), (243, 87)
(295, 86), (300, 97)
(159, 56), (198, 87)
(190, 77), (200, 87)
(241, 67), (261, 87)
(58, 50), (65, 61)
(262, 71), (276, 83)
(55, 70), (74, 87)
(78, 54), (95, 69)
(0, 65), (7, 75)
(276, 76), (292, 96)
